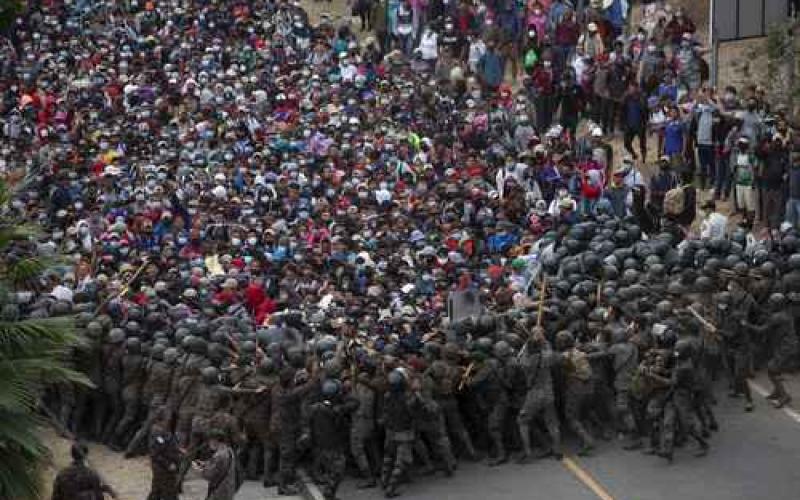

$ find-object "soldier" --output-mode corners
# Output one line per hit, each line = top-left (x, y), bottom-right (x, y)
(660, 339), (710, 462)
(112, 337), (147, 451)
(743, 293), (798, 408)
(177, 366), (232, 492)
(195, 429), (238, 500)
(517, 328), (562, 463)
(99, 328), (126, 444)
(70, 319), (105, 438)
(51, 442), (118, 500)
(415, 361), (456, 477)
(381, 368), (421, 498)
(126, 346), (178, 457)
(309, 379), (359, 500)
(608, 326), (641, 449)
(350, 357), (382, 488)
(437, 343), (479, 460)
(172, 336), (211, 447)
(584, 312), (617, 441)
(555, 330), (596, 456)
(715, 291), (753, 411)
(147, 407), (183, 500)
(639, 347), (672, 456)
(271, 365), (320, 495)
(467, 340), (512, 466)
(192, 367), (232, 448)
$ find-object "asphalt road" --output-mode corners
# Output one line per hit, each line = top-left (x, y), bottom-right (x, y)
(337, 376), (800, 500)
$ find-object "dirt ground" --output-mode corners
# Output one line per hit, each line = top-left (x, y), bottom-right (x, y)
(41, 427), (211, 500)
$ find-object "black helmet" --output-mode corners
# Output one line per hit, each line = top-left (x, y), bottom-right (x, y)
(788, 254), (800, 271)
(387, 368), (407, 390)
(656, 300), (673, 317)
(760, 261), (777, 276)
(151, 344), (167, 361)
(732, 261), (749, 277)
(86, 321), (103, 338)
(694, 276), (714, 293)
(621, 269), (639, 285)
(321, 378), (342, 398)
(127, 306), (143, 321)
(667, 281), (685, 296)
(493, 340), (512, 359)
(568, 299), (589, 317)
(108, 328), (126, 344)
(555, 330), (575, 351)
(125, 337), (141, 353)
(164, 347), (180, 364)
(475, 336), (494, 354)
(768, 292), (787, 309)
(201, 366), (220, 384)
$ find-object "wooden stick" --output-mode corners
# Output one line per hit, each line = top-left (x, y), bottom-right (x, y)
(93, 257), (149, 315)
(596, 278), (604, 305)
(687, 306), (721, 340)
(536, 277), (547, 328)
(458, 362), (475, 392)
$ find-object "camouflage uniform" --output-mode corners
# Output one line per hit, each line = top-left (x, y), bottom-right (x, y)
(381, 388), (421, 497)
(349, 372), (381, 484)
(147, 426), (183, 500)
(517, 343), (562, 461)
(112, 340), (146, 448)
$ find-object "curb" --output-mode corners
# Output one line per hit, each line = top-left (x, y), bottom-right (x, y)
(298, 469), (325, 500)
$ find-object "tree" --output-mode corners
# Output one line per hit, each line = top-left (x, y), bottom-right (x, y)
(0, 178), (88, 500)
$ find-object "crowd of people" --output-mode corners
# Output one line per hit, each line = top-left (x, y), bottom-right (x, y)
(4, 0), (799, 499)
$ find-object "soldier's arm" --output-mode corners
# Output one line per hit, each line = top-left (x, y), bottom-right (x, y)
(586, 350), (611, 361)
(645, 369), (673, 388)
(466, 363), (491, 388)
(287, 377), (320, 401)
(338, 396), (360, 416)
(740, 319), (768, 334)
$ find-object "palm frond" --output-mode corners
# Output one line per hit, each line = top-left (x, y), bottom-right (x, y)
(4, 256), (50, 289)
(0, 224), (40, 253)
(0, 410), (48, 500)
(0, 317), (80, 356)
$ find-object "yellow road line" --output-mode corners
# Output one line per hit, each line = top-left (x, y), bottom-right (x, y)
(561, 455), (616, 500)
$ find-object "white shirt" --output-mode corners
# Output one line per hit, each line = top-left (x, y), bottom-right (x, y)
(468, 40), (486, 73)
(623, 168), (646, 189)
(700, 212), (728, 240)
(340, 63), (358, 82)
(51, 285), (74, 303)
(376, 188), (392, 204)
(418, 31), (438, 61)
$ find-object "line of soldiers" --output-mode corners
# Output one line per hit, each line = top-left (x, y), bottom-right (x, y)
(45, 226), (800, 499)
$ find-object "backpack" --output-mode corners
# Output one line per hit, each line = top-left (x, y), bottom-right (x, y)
(663, 184), (687, 216)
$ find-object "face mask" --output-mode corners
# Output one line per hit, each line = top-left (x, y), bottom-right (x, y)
(647, 45), (657, 52)
(231, 238), (241, 246)
(247, 237), (258, 246)
(543, 61), (551, 68)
